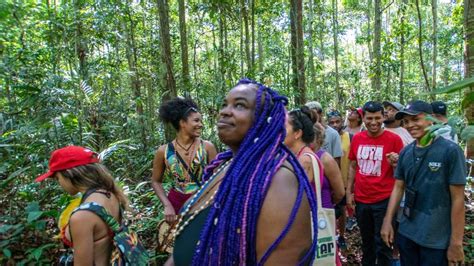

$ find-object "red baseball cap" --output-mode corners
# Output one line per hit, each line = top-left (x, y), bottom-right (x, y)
(35, 146), (99, 182)
(350, 107), (363, 118)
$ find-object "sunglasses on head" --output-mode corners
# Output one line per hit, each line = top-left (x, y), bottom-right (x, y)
(327, 110), (341, 118)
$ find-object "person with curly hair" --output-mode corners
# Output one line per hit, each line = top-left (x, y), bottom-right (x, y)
(152, 97), (217, 223)
(168, 79), (319, 265)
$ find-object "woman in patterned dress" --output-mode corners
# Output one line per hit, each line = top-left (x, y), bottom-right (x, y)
(152, 97), (217, 223)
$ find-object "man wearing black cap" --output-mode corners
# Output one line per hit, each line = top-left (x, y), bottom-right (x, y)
(381, 100), (466, 266)
(383, 101), (414, 146)
(431, 101), (458, 143)
(346, 101), (404, 266)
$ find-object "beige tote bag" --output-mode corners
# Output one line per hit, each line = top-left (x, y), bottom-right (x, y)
(306, 153), (337, 266)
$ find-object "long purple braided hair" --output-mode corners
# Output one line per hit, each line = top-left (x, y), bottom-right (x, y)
(192, 78), (318, 265)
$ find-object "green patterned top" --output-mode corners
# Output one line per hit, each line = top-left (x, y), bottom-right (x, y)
(164, 139), (208, 194)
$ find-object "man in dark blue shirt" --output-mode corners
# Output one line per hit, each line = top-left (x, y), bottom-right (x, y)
(380, 100), (466, 266)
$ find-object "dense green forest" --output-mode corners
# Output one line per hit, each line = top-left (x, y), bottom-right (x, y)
(1, 0), (473, 264)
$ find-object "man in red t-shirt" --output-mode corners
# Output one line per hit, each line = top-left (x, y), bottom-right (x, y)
(346, 101), (403, 266)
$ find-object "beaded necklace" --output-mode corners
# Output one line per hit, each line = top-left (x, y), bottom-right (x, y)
(173, 159), (232, 238)
(173, 138), (198, 183)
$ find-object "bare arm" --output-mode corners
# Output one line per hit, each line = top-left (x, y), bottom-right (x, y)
(151, 145), (176, 222)
(164, 256), (174, 266)
(346, 160), (357, 210)
(204, 140), (218, 162)
(256, 163), (312, 265)
(321, 153), (344, 204)
(299, 154), (314, 182)
(447, 185), (465, 264)
(69, 212), (96, 266)
(381, 179), (405, 247)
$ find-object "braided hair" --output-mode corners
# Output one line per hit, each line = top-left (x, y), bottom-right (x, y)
(192, 78), (318, 265)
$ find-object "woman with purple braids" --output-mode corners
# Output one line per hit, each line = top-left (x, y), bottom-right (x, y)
(167, 79), (319, 265)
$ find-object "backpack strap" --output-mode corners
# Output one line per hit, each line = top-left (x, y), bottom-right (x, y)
(72, 202), (121, 234)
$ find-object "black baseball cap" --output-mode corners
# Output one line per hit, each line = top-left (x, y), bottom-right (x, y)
(362, 101), (384, 113)
(431, 101), (447, 116)
(395, 100), (433, 120)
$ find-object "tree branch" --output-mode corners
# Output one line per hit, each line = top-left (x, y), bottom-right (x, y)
(381, 0), (395, 13)
(415, 0), (431, 91)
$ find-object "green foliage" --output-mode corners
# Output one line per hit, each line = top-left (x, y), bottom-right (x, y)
(429, 77), (474, 95)
(0, 0), (471, 263)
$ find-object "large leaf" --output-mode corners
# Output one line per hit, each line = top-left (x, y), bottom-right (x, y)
(27, 211), (43, 223)
(427, 77), (474, 95)
(0, 166), (30, 189)
(3, 248), (11, 258)
(27, 243), (56, 261)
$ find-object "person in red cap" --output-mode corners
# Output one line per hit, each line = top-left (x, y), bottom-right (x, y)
(345, 107), (364, 135)
(36, 145), (129, 265)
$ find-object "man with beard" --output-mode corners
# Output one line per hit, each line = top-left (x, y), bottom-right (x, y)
(346, 101), (403, 266)
(381, 100), (466, 266)
(383, 101), (414, 146)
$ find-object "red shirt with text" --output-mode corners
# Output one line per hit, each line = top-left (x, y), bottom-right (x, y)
(348, 130), (403, 204)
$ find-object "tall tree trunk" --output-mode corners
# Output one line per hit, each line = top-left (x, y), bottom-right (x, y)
(123, 3), (147, 148)
(74, 0), (87, 81)
(399, 0), (408, 104)
(290, 0), (306, 105)
(316, 0), (325, 61)
(366, 0), (373, 62)
(251, 0), (256, 71)
(307, 0), (316, 94)
(431, 0), (438, 101)
(74, 0), (86, 145)
(290, 0), (298, 99)
(178, 0), (191, 91)
(157, 0), (177, 142)
(295, 0), (305, 104)
(372, 0), (382, 99)
(258, 17), (264, 73)
(241, 0), (251, 75)
(464, 0), (474, 160)
(415, 0), (431, 92)
(218, 4), (226, 90)
(240, 5), (244, 77)
(332, 0), (341, 106)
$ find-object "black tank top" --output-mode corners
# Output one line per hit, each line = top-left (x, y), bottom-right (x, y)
(173, 207), (211, 265)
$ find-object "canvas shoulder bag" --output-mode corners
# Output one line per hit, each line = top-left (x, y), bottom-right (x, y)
(305, 152), (337, 266)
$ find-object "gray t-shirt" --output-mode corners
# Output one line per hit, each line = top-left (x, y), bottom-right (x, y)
(395, 137), (466, 249)
(323, 126), (343, 158)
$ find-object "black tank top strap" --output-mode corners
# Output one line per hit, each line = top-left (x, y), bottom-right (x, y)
(81, 188), (112, 203)
(280, 164), (295, 174)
